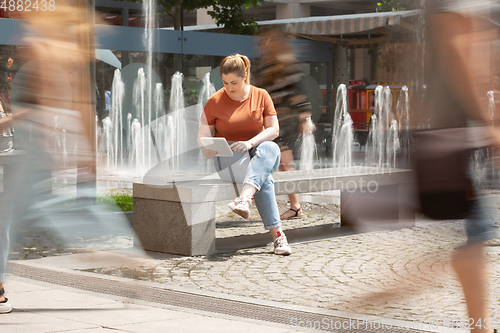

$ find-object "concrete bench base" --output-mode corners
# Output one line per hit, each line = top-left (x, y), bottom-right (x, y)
(133, 183), (221, 256)
(133, 167), (416, 256)
(134, 195), (216, 256)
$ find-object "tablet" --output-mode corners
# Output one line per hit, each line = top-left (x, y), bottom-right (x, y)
(200, 137), (234, 157)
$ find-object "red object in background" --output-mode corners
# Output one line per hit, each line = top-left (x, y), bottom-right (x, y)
(349, 88), (367, 109)
(348, 80), (365, 86)
(348, 83), (372, 130)
(350, 112), (368, 130)
(348, 85), (369, 109)
(101, 15), (141, 27)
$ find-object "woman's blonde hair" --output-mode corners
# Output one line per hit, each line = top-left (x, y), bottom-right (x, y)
(220, 54), (251, 85)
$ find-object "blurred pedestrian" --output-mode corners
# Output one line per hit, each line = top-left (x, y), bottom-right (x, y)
(0, 0), (138, 313)
(422, 1), (500, 331)
(257, 30), (315, 220)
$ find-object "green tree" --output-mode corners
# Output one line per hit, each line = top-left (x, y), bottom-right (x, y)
(370, 0), (418, 80)
(150, 0), (265, 34)
(375, 0), (415, 12)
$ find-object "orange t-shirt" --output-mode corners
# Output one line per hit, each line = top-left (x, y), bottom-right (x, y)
(202, 86), (277, 141)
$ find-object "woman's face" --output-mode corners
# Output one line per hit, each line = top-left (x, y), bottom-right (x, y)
(222, 72), (247, 100)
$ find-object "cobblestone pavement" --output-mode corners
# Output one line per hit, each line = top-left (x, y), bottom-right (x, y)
(215, 197), (341, 238)
(9, 190), (500, 328)
(142, 220), (500, 326)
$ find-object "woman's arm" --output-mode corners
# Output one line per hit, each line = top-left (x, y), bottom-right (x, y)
(257, 115), (280, 143)
(230, 115), (279, 153)
(198, 115), (218, 159)
(197, 120), (215, 146)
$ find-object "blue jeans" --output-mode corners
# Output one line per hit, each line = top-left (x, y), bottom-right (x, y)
(0, 147), (46, 283)
(215, 141), (282, 230)
(465, 198), (495, 246)
(464, 159), (497, 246)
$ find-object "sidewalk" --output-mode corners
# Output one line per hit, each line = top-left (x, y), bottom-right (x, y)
(4, 256), (463, 333)
(2, 191), (500, 332)
(2, 274), (304, 333)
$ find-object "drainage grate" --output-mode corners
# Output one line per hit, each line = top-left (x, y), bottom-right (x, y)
(8, 262), (432, 333)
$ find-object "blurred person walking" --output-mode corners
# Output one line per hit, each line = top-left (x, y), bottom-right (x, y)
(0, 0), (138, 313)
(257, 31), (315, 220)
(0, 1), (94, 313)
(0, 90), (13, 313)
(421, 0), (500, 331)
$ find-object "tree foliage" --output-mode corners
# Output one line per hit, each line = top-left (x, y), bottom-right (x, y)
(375, 0), (415, 12)
(371, 0), (417, 79)
(204, 0), (264, 35)
(154, 0), (265, 34)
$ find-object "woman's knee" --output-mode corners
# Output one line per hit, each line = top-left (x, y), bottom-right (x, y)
(256, 141), (280, 169)
(257, 141), (280, 156)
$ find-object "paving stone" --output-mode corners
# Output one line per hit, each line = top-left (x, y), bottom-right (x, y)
(8, 189), (500, 328)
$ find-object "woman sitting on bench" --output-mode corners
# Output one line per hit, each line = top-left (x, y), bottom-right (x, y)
(197, 54), (291, 256)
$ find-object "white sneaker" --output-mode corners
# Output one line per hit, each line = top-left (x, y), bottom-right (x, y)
(0, 295), (12, 314)
(274, 231), (292, 255)
(227, 196), (252, 219)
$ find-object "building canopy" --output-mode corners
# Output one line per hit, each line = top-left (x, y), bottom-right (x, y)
(188, 10), (421, 48)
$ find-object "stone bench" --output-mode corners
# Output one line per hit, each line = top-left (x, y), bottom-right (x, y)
(133, 167), (415, 256)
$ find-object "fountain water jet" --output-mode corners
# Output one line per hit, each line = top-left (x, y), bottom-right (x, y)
(299, 117), (317, 171)
(110, 69), (125, 168)
(396, 86), (411, 168)
(366, 86), (399, 169)
(197, 72), (216, 173)
(154, 83), (164, 134)
(166, 72), (186, 172)
(132, 68), (147, 172)
(332, 84), (354, 168)
(386, 119), (400, 168)
(480, 90), (498, 188)
(102, 116), (113, 169)
(130, 118), (142, 174)
(144, 0), (156, 165)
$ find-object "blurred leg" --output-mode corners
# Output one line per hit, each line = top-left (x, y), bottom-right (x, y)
(0, 162), (22, 309)
(452, 243), (493, 333)
(0, 219), (9, 294)
(454, 198), (495, 332)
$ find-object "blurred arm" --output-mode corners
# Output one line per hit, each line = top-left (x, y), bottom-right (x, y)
(0, 109), (28, 132)
(430, 12), (500, 145)
(430, 12), (493, 124)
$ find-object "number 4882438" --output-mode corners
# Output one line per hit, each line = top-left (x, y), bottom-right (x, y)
(0, 0), (56, 11)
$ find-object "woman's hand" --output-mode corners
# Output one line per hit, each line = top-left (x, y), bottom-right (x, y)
(202, 147), (218, 159)
(230, 141), (253, 153)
